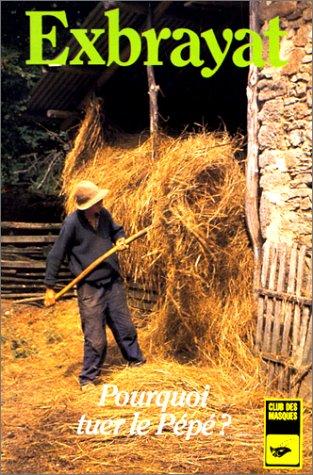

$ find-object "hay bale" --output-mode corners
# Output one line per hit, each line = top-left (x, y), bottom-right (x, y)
(62, 104), (254, 365)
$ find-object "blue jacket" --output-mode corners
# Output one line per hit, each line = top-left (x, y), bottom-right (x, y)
(44, 208), (125, 289)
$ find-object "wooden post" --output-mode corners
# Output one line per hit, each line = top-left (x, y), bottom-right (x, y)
(255, 241), (270, 351)
(295, 256), (312, 367)
(292, 246), (307, 355)
(279, 245), (298, 391)
(268, 244), (287, 383)
(262, 244), (278, 353)
(246, 0), (263, 291)
(146, 2), (160, 160)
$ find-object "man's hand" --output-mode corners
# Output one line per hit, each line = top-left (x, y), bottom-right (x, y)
(116, 237), (129, 251)
(44, 288), (56, 307)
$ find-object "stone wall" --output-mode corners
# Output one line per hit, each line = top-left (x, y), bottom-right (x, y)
(257, 0), (312, 248)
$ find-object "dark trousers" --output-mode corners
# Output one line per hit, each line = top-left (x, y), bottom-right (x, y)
(77, 279), (144, 385)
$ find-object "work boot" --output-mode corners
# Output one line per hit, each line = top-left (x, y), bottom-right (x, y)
(80, 376), (103, 391)
(80, 382), (97, 392)
(127, 358), (147, 368)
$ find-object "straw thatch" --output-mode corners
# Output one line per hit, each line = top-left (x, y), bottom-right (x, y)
(62, 100), (254, 366)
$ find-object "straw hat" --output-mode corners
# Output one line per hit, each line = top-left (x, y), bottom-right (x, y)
(73, 180), (109, 210)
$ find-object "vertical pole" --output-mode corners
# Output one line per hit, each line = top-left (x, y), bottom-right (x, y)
(146, 2), (160, 160)
(246, 0), (262, 291)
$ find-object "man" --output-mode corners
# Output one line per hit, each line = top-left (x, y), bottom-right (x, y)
(44, 180), (145, 391)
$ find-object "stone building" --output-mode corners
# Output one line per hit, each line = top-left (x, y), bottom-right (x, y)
(248, 0), (312, 398)
(257, 0), (312, 248)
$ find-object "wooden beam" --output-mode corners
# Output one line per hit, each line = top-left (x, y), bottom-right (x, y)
(2, 236), (57, 244)
(3, 293), (75, 300)
(61, 2), (174, 130)
(1, 222), (61, 230)
(96, 1), (173, 90)
(1, 276), (69, 283)
(146, 2), (160, 160)
(1, 269), (69, 277)
(1, 260), (46, 269)
(3, 284), (51, 290)
(245, 0), (262, 290)
(256, 287), (312, 307)
(290, 363), (312, 388)
(47, 109), (80, 120)
(261, 351), (293, 367)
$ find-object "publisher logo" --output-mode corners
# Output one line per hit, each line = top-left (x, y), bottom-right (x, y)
(264, 398), (302, 469)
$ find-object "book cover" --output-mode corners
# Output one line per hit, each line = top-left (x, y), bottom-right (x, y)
(1, 1), (312, 474)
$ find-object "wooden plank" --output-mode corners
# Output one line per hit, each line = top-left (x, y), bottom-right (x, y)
(16, 270), (70, 277)
(256, 288), (311, 306)
(1, 269), (69, 277)
(2, 247), (48, 253)
(2, 236), (57, 244)
(281, 246), (298, 354)
(255, 241), (271, 350)
(1, 277), (70, 284)
(1, 222), (61, 230)
(1, 269), (17, 275)
(2, 257), (48, 265)
(263, 244), (278, 352)
(2, 282), (70, 289)
(2, 293), (45, 298)
(2, 284), (45, 289)
(302, 320), (312, 364)
(261, 242), (271, 288)
(296, 275), (312, 367)
(279, 246), (298, 391)
(1, 260), (46, 269)
(2, 251), (47, 259)
(290, 363), (312, 392)
(269, 244), (287, 384)
(2, 293), (75, 300)
(262, 352), (295, 369)
(292, 246), (307, 357)
(3, 245), (44, 251)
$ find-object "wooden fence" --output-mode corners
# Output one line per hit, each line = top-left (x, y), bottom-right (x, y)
(255, 241), (312, 393)
(2, 221), (69, 299)
(1, 221), (158, 311)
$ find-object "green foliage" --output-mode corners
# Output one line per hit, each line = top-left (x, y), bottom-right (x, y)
(1, 45), (68, 194)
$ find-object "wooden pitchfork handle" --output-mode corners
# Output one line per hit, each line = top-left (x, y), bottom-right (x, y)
(15, 226), (152, 305)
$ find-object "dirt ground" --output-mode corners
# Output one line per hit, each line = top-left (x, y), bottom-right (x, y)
(1, 299), (312, 474)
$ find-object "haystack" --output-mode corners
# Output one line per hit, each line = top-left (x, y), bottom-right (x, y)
(62, 101), (255, 366)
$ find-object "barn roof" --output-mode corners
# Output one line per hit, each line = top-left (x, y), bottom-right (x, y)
(27, 0), (249, 126)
